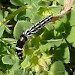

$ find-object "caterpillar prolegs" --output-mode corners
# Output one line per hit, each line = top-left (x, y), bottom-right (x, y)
(16, 15), (53, 60)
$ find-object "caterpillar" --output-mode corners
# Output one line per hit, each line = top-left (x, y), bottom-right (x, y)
(16, 15), (53, 60)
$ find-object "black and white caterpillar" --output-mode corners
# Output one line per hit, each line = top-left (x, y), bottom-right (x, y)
(16, 15), (53, 60)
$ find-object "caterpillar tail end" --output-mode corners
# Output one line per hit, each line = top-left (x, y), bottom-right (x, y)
(16, 34), (27, 60)
(16, 47), (23, 60)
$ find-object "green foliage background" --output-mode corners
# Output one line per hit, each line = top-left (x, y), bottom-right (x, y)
(0, 0), (75, 75)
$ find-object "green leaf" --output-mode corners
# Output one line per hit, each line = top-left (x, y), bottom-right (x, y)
(10, 0), (24, 6)
(53, 9), (75, 28)
(3, 11), (8, 18)
(0, 71), (5, 75)
(38, 1), (47, 6)
(22, 0), (31, 4)
(48, 61), (65, 75)
(39, 43), (51, 52)
(31, 14), (42, 23)
(38, 0), (51, 7)
(11, 63), (20, 71)
(42, 29), (54, 40)
(26, 7), (38, 19)
(0, 10), (3, 21)
(57, 0), (64, 5)
(45, 23), (54, 31)
(39, 71), (48, 75)
(21, 56), (31, 69)
(0, 42), (8, 56)
(2, 38), (16, 44)
(31, 56), (38, 65)
(47, 39), (63, 47)
(25, 0), (40, 19)
(67, 9), (75, 26)
(11, 57), (20, 71)
(0, 25), (5, 38)
(29, 36), (40, 48)
(51, 6), (62, 15)
(2, 55), (15, 65)
(54, 40), (70, 63)
(5, 25), (11, 34)
(73, 71), (75, 75)
(14, 69), (24, 75)
(14, 11), (26, 21)
(13, 20), (31, 39)
(65, 71), (68, 75)
(66, 26), (75, 43)
(6, 5), (27, 21)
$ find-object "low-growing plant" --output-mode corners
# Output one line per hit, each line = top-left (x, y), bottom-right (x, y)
(0, 0), (75, 75)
